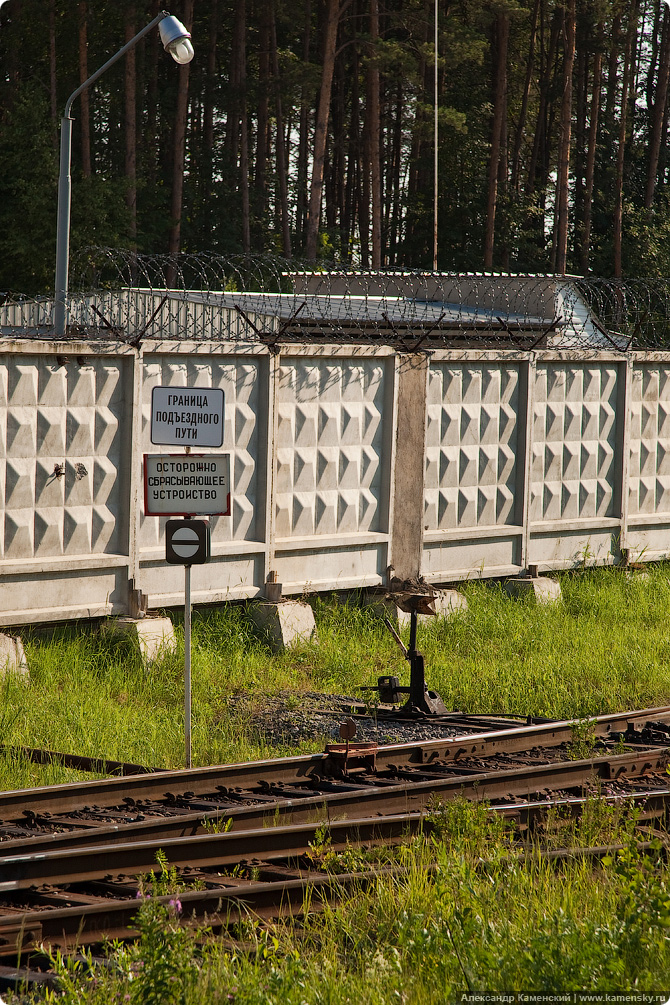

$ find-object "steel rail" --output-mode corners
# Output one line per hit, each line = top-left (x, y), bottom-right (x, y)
(0, 867), (390, 956)
(0, 742), (668, 858)
(0, 812), (426, 893)
(0, 745), (162, 776)
(0, 704), (668, 821)
(493, 786), (670, 827)
(0, 825), (668, 960)
(0, 747), (665, 893)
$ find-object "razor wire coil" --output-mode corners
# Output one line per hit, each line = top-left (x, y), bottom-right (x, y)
(1, 249), (670, 351)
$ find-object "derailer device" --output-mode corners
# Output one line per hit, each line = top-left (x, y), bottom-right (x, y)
(360, 590), (447, 716)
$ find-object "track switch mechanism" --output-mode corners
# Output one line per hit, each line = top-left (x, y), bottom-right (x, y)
(361, 591), (447, 716)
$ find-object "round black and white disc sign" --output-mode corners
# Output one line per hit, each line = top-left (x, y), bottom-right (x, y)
(165, 519), (211, 565)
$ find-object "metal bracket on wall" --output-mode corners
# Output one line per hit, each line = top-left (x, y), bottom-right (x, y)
(527, 314), (564, 351)
(126, 294), (169, 347)
(264, 570), (283, 603)
(128, 580), (148, 619)
(88, 304), (125, 339)
(235, 302), (306, 353)
(381, 311), (444, 354)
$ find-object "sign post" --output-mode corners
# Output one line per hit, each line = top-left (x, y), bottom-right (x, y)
(185, 563), (191, 768)
(165, 518), (211, 769)
(147, 385), (227, 769)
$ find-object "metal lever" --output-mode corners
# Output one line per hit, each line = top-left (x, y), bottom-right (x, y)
(384, 617), (408, 656)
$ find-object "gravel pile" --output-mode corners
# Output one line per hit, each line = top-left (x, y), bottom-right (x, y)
(223, 690), (475, 748)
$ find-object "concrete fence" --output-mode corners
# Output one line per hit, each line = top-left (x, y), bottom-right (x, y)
(0, 336), (666, 626)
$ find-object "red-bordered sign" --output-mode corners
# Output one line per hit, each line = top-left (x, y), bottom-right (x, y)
(143, 454), (231, 516)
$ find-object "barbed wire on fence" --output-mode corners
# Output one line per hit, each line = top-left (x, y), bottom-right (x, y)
(2, 248), (670, 351)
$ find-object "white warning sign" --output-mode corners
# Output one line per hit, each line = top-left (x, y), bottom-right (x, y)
(150, 386), (225, 447)
(144, 454), (231, 516)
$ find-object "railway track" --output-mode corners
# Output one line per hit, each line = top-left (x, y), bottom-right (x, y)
(1, 704), (669, 850)
(0, 743), (666, 863)
(3, 829), (669, 997)
(0, 704), (669, 986)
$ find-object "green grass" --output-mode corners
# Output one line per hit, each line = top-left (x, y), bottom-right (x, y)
(6, 566), (670, 1001)
(3, 563), (670, 788)
(418, 566), (670, 717)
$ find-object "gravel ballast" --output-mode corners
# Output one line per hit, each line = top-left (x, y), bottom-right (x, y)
(221, 690), (496, 748)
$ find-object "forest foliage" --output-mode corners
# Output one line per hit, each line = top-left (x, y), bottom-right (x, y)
(1, 0), (670, 296)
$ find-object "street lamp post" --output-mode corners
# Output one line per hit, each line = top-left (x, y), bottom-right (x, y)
(54, 11), (193, 337)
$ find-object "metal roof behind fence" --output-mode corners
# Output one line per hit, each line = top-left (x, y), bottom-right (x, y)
(1, 249), (667, 350)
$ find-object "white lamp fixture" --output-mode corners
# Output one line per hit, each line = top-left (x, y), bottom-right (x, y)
(159, 15), (194, 64)
(54, 10), (194, 337)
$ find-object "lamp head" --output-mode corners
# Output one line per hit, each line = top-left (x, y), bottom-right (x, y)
(159, 15), (194, 64)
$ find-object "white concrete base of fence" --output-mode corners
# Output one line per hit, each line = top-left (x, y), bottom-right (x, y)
(505, 576), (562, 604)
(102, 616), (177, 662)
(250, 600), (317, 651)
(624, 569), (652, 582)
(0, 634), (28, 679)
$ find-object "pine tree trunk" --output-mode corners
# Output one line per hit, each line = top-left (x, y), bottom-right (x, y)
(332, 49), (347, 253)
(580, 46), (602, 275)
(526, 6), (560, 196)
(404, 0), (430, 261)
(144, 0), (161, 186)
(241, 100), (251, 253)
(305, 0), (342, 260)
(296, 0), (312, 246)
(604, 14), (621, 133)
(226, 1), (245, 161)
(524, 6), (560, 259)
(614, 1), (639, 277)
(366, 0), (381, 267)
(389, 80), (403, 264)
(647, 0), (663, 112)
(360, 115), (370, 267)
(499, 81), (509, 270)
(573, 36), (587, 253)
(483, 12), (509, 270)
(325, 42), (342, 234)
(239, 2), (250, 253)
(78, 1), (91, 177)
(5, 0), (21, 98)
(203, 0), (219, 236)
(124, 3), (137, 243)
(344, 34), (361, 262)
(554, 0), (575, 275)
(167, 0), (194, 265)
(255, 19), (271, 247)
(645, 8), (670, 209)
(661, 81), (670, 188)
(511, 0), (539, 193)
(271, 6), (292, 256)
(49, 0), (57, 151)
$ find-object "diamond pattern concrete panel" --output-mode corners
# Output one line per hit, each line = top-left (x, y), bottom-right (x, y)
(0, 356), (125, 560)
(425, 363), (520, 530)
(276, 358), (386, 538)
(531, 364), (618, 522)
(630, 365), (670, 515)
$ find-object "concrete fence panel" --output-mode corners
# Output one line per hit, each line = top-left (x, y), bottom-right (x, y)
(0, 343), (133, 624)
(0, 341), (667, 626)
(422, 354), (524, 582)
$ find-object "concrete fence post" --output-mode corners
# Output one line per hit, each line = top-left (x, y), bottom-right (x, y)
(390, 353), (430, 582)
